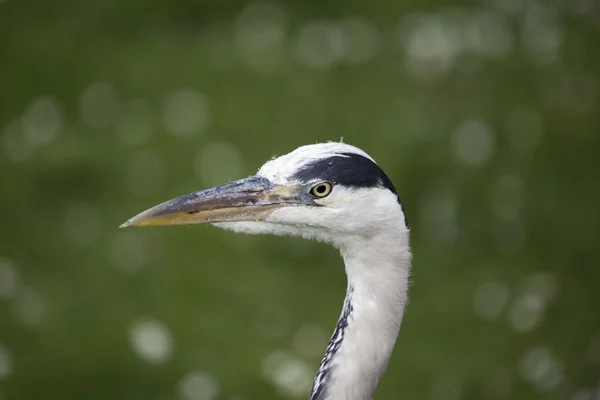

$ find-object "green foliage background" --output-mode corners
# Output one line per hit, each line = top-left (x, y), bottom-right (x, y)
(1, 0), (599, 399)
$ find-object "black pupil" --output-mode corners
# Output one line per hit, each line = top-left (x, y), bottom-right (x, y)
(316, 185), (326, 194)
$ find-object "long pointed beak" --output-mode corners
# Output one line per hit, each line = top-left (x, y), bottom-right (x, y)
(120, 176), (305, 228)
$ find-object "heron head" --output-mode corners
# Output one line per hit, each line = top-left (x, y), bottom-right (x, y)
(120, 142), (408, 246)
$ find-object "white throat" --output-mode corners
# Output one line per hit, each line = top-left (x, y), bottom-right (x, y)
(310, 229), (411, 400)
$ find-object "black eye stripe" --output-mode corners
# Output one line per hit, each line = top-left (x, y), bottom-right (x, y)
(293, 153), (393, 191)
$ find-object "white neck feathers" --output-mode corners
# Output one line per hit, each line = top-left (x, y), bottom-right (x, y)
(310, 229), (411, 400)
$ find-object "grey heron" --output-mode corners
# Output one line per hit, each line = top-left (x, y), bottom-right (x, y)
(120, 142), (411, 400)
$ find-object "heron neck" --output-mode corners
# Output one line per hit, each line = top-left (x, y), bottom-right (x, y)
(310, 231), (411, 400)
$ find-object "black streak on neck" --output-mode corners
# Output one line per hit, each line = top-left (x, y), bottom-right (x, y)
(310, 286), (354, 400)
(292, 152), (409, 228)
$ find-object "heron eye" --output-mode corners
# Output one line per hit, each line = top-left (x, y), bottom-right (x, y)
(310, 182), (332, 198)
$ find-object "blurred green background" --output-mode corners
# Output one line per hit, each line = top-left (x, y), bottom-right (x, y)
(1, 0), (599, 399)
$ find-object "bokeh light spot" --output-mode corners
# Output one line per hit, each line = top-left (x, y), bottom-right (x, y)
(12, 287), (45, 327)
(569, 388), (597, 400)
(234, 1), (287, 72)
(473, 281), (510, 321)
(261, 351), (313, 398)
(177, 370), (220, 400)
(518, 346), (564, 392)
(110, 232), (149, 273)
(163, 89), (210, 137)
(115, 99), (154, 145)
(21, 95), (63, 146)
(525, 273), (557, 302)
(507, 294), (544, 332)
(419, 181), (458, 247)
(0, 258), (19, 300)
(463, 10), (513, 58)
(195, 142), (244, 187)
(79, 82), (122, 130)
(0, 343), (13, 379)
(452, 118), (495, 166)
(521, 2), (563, 65)
(586, 333), (600, 364)
(337, 18), (380, 65)
(1, 120), (32, 162)
(507, 274), (555, 333)
(295, 21), (346, 70)
(558, 73), (596, 115)
(402, 14), (460, 78)
(129, 318), (174, 364)
(431, 374), (463, 400)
